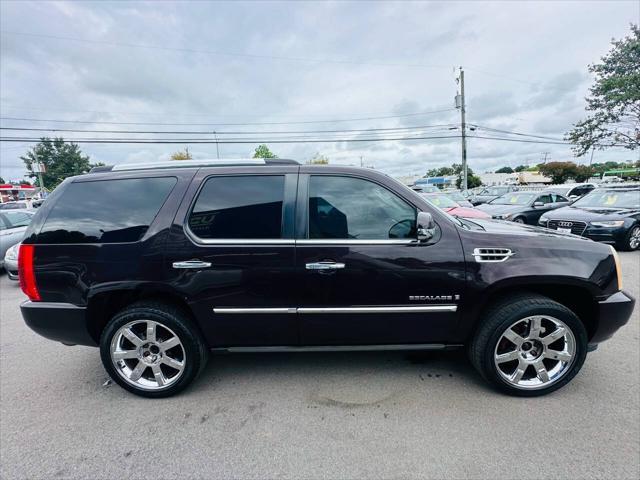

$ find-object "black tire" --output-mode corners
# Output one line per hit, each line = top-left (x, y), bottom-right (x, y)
(617, 225), (640, 251)
(512, 217), (526, 224)
(100, 301), (209, 398)
(469, 294), (587, 397)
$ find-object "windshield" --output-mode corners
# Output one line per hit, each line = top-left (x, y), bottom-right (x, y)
(422, 194), (459, 208)
(480, 187), (510, 196)
(572, 190), (640, 208)
(445, 192), (465, 202)
(489, 193), (536, 205)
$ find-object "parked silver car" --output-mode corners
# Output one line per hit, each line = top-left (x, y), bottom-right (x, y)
(3, 243), (19, 280)
(0, 210), (34, 272)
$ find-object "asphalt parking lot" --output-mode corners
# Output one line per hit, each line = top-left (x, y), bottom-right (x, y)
(1, 252), (638, 479)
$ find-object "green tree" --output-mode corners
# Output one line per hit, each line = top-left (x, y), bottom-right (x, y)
(426, 166), (455, 177)
(20, 138), (99, 190)
(495, 166), (514, 173)
(567, 24), (640, 156)
(171, 148), (192, 160)
(538, 161), (579, 184)
(253, 144), (277, 158)
(514, 165), (528, 172)
(308, 153), (329, 165)
(450, 163), (482, 189)
(0, 176), (5, 184)
(573, 165), (596, 182)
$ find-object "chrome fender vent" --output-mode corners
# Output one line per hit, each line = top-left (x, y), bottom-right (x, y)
(473, 247), (514, 263)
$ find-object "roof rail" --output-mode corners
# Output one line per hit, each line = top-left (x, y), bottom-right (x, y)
(90, 158), (299, 173)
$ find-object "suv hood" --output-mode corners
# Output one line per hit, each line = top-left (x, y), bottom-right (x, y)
(468, 218), (588, 241)
(542, 205), (640, 221)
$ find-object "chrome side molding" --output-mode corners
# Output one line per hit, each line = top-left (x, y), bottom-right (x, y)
(213, 305), (457, 314)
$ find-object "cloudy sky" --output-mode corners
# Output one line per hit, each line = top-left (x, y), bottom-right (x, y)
(0, 0), (638, 182)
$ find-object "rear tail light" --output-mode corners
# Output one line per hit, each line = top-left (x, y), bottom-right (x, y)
(18, 244), (41, 301)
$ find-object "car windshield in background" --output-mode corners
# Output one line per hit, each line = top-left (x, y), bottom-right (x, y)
(0, 202), (28, 210)
(445, 192), (466, 202)
(481, 187), (510, 196)
(572, 190), (640, 209)
(422, 194), (459, 208)
(490, 193), (536, 205)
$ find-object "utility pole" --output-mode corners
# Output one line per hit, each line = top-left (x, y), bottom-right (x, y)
(455, 67), (468, 190)
(589, 147), (595, 166)
(360, 156), (364, 167)
(541, 152), (550, 164)
(213, 131), (220, 159)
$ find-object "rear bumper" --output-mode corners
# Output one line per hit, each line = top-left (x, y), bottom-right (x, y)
(590, 291), (636, 345)
(20, 301), (97, 347)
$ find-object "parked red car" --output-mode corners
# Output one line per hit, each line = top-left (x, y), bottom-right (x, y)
(421, 193), (491, 219)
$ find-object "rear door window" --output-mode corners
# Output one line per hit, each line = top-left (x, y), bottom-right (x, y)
(4, 211), (32, 228)
(38, 177), (176, 243)
(188, 175), (285, 239)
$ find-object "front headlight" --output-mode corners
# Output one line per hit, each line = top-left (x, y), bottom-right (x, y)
(609, 245), (623, 290)
(4, 244), (19, 261)
(590, 220), (625, 227)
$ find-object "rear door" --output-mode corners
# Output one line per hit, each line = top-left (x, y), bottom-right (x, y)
(165, 166), (299, 347)
(294, 169), (465, 346)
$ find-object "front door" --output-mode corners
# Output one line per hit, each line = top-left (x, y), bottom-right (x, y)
(295, 170), (466, 346)
(165, 167), (299, 347)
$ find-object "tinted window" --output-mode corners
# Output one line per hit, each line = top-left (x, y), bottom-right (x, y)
(0, 202), (28, 210)
(39, 177), (176, 243)
(189, 175), (284, 239)
(536, 194), (552, 204)
(309, 176), (416, 239)
(4, 211), (32, 228)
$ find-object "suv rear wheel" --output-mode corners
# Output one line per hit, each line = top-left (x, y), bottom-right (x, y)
(100, 301), (208, 398)
(470, 294), (587, 396)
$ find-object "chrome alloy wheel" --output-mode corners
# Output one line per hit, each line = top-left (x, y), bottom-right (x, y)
(110, 320), (186, 390)
(494, 315), (576, 390)
(629, 226), (640, 250)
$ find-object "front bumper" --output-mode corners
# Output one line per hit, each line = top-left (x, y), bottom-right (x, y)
(21, 301), (97, 347)
(539, 220), (629, 244)
(590, 291), (636, 345)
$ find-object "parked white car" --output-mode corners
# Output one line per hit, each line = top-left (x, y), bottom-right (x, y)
(3, 243), (19, 280)
(0, 210), (34, 274)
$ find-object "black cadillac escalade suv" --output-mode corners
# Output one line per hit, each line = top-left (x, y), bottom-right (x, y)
(18, 159), (635, 398)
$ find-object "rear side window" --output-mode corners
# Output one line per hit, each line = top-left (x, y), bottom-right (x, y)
(4, 211), (32, 228)
(38, 177), (176, 243)
(188, 175), (284, 239)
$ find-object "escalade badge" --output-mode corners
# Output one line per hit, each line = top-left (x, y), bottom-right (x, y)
(410, 295), (460, 302)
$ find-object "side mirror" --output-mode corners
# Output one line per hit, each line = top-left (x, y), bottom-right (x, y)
(417, 211), (436, 242)
(533, 201), (544, 207)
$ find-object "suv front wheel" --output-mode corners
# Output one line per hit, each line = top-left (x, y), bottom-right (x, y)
(470, 294), (587, 396)
(100, 301), (209, 398)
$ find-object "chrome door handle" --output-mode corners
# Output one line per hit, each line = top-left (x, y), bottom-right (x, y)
(172, 260), (212, 269)
(305, 262), (345, 270)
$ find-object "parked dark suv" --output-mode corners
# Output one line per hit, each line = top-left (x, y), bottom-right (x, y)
(18, 160), (634, 398)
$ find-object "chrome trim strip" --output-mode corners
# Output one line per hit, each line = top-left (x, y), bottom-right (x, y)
(213, 305), (457, 314)
(212, 344), (463, 353)
(298, 305), (457, 314)
(296, 239), (415, 245)
(190, 238), (296, 245)
(213, 307), (297, 314)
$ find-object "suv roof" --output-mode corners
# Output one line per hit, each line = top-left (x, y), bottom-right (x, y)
(90, 158), (299, 173)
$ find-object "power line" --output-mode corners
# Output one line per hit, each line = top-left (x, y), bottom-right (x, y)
(0, 134), (463, 144)
(470, 124), (565, 142)
(0, 108), (457, 126)
(0, 135), (578, 145)
(0, 124), (459, 136)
